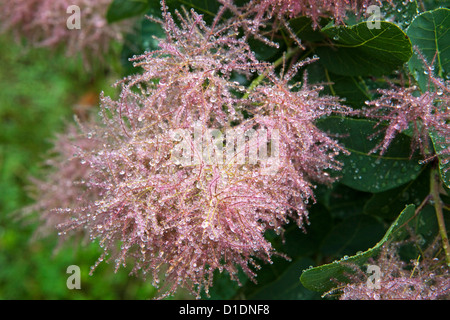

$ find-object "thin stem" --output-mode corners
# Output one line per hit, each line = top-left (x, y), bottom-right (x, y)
(430, 167), (450, 266)
(243, 47), (304, 99)
(415, 193), (431, 216)
(324, 68), (336, 96)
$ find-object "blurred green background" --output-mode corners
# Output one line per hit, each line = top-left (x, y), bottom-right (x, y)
(0, 34), (175, 299)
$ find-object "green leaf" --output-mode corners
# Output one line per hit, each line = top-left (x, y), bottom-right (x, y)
(412, 204), (444, 246)
(315, 21), (412, 76)
(363, 165), (431, 219)
(381, 0), (419, 30)
(407, 8), (450, 92)
(316, 117), (423, 193)
(422, 0), (450, 10)
(306, 62), (372, 108)
(430, 130), (450, 188)
(288, 16), (326, 42)
(316, 183), (372, 220)
(325, 73), (372, 108)
(106, 0), (150, 23)
(320, 215), (385, 258)
(300, 204), (416, 293)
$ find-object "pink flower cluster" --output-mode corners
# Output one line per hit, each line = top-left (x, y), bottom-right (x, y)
(0, 0), (126, 65)
(362, 53), (450, 165)
(220, 0), (395, 30)
(25, 122), (101, 246)
(30, 4), (350, 298)
(333, 240), (450, 300)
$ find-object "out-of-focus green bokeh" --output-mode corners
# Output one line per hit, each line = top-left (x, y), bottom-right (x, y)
(0, 34), (174, 300)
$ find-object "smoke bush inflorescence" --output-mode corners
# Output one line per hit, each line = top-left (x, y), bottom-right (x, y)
(220, 0), (395, 33)
(0, 0), (126, 65)
(330, 239), (450, 300)
(29, 3), (353, 298)
(361, 50), (450, 165)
